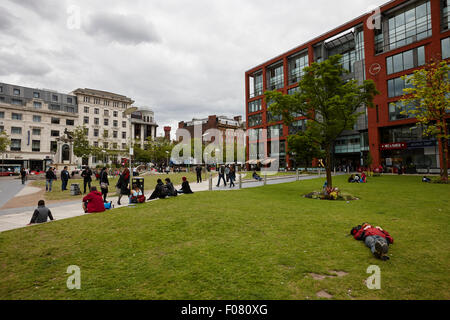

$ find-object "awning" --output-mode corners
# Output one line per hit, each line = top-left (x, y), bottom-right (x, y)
(246, 159), (260, 164)
(261, 158), (277, 165)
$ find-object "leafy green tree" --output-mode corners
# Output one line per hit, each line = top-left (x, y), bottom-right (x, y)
(72, 126), (92, 161)
(147, 137), (175, 165)
(265, 54), (379, 188)
(401, 60), (450, 182)
(0, 130), (10, 153)
(287, 127), (323, 168)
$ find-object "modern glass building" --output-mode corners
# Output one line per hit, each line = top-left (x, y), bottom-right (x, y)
(245, 0), (450, 173)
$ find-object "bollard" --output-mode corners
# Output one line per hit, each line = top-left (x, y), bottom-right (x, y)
(296, 168), (299, 181)
(209, 173), (212, 191)
(264, 173), (267, 185)
(318, 168), (320, 177)
(239, 172), (242, 189)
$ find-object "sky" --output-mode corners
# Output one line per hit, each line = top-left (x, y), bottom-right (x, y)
(0, 0), (388, 137)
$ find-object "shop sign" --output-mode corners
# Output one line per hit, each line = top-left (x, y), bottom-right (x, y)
(407, 140), (436, 149)
(380, 142), (407, 150)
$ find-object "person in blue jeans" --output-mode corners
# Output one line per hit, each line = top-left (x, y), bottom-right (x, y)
(61, 166), (70, 191)
(216, 165), (227, 187)
(45, 167), (57, 192)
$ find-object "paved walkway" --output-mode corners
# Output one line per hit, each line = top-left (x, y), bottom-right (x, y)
(0, 173), (329, 233)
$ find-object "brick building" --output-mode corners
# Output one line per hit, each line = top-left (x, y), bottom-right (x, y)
(245, 0), (450, 173)
(178, 115), (246, 142)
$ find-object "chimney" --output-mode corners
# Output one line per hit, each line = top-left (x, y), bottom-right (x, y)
(164, 126), (171, 140)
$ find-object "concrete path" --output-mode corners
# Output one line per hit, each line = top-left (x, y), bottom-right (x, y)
(0, 173), (329, 233)
(0, 177), (28, 209)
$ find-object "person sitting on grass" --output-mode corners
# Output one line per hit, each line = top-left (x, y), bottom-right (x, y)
(82, 186), (106, 213)
(148, 179), (169, 200)
(360, 172), (367, 183)
(350, 223), (394, 261)
(130, 184), (145, 203)
(348, 174), (355, 183)
(252, 170), (263, 181)
(165, 178), (178, 197)
(177, 177), (193, 194)
(27, 200), (54, 225)
(422, 176), (431, 182)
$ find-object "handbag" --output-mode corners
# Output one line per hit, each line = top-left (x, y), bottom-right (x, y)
(100, 182), (108, 189)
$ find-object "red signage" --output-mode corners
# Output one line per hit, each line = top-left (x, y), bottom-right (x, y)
(380, 142), (407, 150)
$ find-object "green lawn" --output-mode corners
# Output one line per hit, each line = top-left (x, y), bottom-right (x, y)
(32, 172), (200, 201)
(1, 175), (449, 299)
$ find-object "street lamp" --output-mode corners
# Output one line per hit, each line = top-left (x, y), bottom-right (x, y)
(165, 150), (169, 167)
(123, 107), (138, 186)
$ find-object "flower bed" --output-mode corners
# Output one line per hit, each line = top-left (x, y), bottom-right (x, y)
(304, 186), (359, 201)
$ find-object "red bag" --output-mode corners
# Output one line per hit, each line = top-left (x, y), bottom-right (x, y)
(137, 195), (146, 203)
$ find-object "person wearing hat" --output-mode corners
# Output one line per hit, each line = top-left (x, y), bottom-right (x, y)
(350, 223), (394, 261)
(177, 177), (193, 194)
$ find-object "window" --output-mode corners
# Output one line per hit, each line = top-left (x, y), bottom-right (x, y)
(289, 119), (307, 135)
(249, 72), (263, 98)
(32, 140), (40, 152)
(442, 0), (449, 31)
(0, 111), (4, 118)
(94, 108), (99, 114)
(66, 119), (74, 126)
(389, 100), (417, 120)
(248, 99), (262, 113)
(94, 98), (100, 104)
(113, 120), (118, 127)
(122, 103), (127, 108)
(267, 124), (283, 139)
(51, 130), (60, 137)
(103, 130), (108, 138)
(50, 141), (57, 152)
(50, 104), (61, 111)
(83, 96), (90, 103)
(67, 106), (75, 113)
(0, 125), (4, 132)
(32, 128), (41, 136)
(84, 106), (89, 113)
(11, 99), (22, 105)
(113, 111), (118, 117)
(11, 127), (22, 135)
(10, 139), (21, 151)
(12, 113), (22, 120)
(83, 116), (89, 124)
(93, 141), (99, 147)
(122, 121), (127, 128)
(33, 115), (41, 122)
(104, 142), (109, 149)
(104, 119), (109, 126)
(376, 1), (432, 53)
(51, 117), (60, 124)
(386, 46), (425, 75)
(33, 101), (42, 109)
(122, 143), (127, 149)
(113, 143), (118, 149)
(104, 100), (110, 106)
(442, 37), (450, 60)
(0, 86), (2, 93)
(267, 64), (284, 90)
(104, 110), (109, 116)
(67, 97), (73, 104)
(122, 132), (126, 139)
(113, 131), (118, 138)
(84, 128), (89, 136)
(248, 114), (262, 127)
(113, 102), (119, 108)
(33, 92), (40, 98)
(288, 51), (308, 85)
(94, 118), (99, 125)
(52, 95), (58, 102)
(94, 129), (99, 137)
(388, 75), (413, 97)
(13, 88), (20, 96)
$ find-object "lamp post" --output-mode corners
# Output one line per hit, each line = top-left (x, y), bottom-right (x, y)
(123, 107), (138, 187)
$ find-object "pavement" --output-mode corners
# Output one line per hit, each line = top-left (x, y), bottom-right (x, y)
(0, 173), (331, 233)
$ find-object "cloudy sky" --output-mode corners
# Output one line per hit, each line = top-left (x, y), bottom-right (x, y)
(1, 0), (387, 137)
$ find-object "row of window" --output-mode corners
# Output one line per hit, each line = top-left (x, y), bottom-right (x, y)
(85, 128), (127, 139)
(0, 87), (75, 104)
(84, 106), (120, 117)
(7, 139), (127, 152)
(0, 111), (75, 125)
(82, 96), (127, 108)
(83, 116), (126, 127)
(386, 46), (425, 75)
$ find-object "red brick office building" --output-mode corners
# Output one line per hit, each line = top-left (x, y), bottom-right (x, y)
(245, 0), (450, 173)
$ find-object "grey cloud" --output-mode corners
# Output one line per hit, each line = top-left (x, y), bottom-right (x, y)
(0, 51), (52, 76)
(12, 0), (62, 19)
(84, 12), (161, 45)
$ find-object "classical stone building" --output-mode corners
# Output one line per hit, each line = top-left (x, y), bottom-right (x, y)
(0, 82), (79, 171)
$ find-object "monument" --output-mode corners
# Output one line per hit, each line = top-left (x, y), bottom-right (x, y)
(53, 129), (78, 171)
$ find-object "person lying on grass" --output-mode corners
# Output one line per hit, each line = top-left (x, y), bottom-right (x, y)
(351, 223), (394, 261)
(27, 200), (54, 225)
(82, 186), (106, 213)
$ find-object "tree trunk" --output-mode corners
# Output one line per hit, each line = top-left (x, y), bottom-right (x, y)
(440, 137), (448, 182)
(325, 147), (333, 188)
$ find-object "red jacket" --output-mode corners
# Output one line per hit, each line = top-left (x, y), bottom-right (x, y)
(354, 224), (394, 244)
(82, 191), (105, 213)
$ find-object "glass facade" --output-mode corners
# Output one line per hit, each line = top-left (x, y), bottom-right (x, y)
(288, 51), (308, 85)
(288, 119), (307, 135)
(266, 110), (282, 123)
(442, 0), (450, 31)
(267, 124), (283, 139)
(386, 46), (425, 74)
(334, 135), (361, 153)
(248, 113), (262, 127)
(248, 99), (262, 113)
(267, 64), (284, 90)
(387, 75), (413, 98)
(249, 73), (263, 98)
(442, 37), (450, 59)
(389, 100), (417, 121)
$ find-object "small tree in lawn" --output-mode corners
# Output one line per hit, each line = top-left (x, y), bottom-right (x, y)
(0, 131), (11, 168)
(401, 60), (450, 182)
(73, 126), (92, 162)
(265, 54), (378, 188)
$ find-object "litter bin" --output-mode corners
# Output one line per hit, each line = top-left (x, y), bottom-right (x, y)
(132, 177), (144, 194)
(70, 183), (81, 196)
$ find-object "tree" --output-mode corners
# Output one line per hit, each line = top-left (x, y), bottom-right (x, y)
(72, 126), (91, 160)
(0, 130), (10, 153)
(147, 137), (175, 165)
(265, 54), (379, 188)
(401, 60), (450, 182)
(287, 128), (323, 168)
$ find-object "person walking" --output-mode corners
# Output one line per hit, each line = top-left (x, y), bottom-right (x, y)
(45, 167), (57, 192)
(229, 165), (236, 188)
(81, 166), (93, 194)
(116, 167), (130, 205)
(20, 167), (27, 185)
(216, 165), (227, 187)
(99, 167), (109, 203)
(195, 165), (202, 183)
(225, 165), (230, 183)
(60, 166), (70, 191)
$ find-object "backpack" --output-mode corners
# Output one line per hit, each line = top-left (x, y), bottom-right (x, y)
(137, 195), (146, 203)
(160, 185), (169, 197)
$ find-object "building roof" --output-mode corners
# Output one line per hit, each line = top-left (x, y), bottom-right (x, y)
(72, 88), (134, 103)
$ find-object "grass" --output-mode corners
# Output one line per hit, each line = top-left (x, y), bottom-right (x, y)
(0, 175), (449, 299)
(31, 172), (200, 201)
